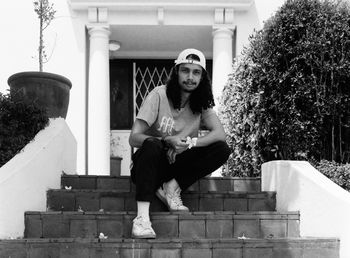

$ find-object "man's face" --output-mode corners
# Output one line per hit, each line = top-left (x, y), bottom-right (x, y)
(177, 63), (203, 93)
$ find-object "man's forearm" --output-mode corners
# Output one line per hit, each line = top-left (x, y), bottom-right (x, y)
(194, 130), (226, 148)
(129, 133), (161, 148)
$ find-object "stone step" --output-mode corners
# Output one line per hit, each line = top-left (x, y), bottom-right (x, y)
(0, 238), (339, 258)
(47, 190), (276, 212)
(61, 175), (261, 192)
(25, 211), (299, 239)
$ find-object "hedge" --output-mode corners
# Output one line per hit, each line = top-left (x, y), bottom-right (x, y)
(220, 0), (350, 177)
(0, 93), (49, 167)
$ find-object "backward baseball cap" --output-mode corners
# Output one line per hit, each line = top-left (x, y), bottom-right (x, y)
(174, 48), (206, 71)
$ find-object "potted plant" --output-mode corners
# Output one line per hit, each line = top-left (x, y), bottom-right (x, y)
(110, 133), (123, 176)
(7, 0), (72, 119)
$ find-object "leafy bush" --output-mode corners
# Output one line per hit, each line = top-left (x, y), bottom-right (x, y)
(312, 160), (350, 192)
(0, 93), (49, 167)
(220, 0), (350, 177)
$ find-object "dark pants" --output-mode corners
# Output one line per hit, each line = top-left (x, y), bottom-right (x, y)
(131, 137), (231, 202)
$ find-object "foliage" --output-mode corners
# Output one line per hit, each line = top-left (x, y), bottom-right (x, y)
(220, 0), (350, 177)
(34, 0), (56, 72)
(0, 93), (49, 167)
(312, 160), (350, 192)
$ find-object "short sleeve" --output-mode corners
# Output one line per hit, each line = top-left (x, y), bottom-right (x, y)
(136, 89), (160, 127)
(201, 108), (216, 121)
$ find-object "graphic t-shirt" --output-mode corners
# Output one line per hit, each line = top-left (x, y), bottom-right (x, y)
(136, 85), (215, 138)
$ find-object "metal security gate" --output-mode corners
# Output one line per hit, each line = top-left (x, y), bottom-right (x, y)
(133, 61), (173, 119)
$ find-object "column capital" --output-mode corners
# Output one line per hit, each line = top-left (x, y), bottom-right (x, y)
(212, 25), (234, 38)
(212, 24), (235, 33)
(87, 23), (111, 37)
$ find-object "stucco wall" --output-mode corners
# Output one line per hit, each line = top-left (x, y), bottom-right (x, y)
(262, 161), (350, 258)
(0, 118), (77, 238)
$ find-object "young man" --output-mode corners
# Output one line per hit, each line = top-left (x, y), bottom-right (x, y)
(129, 48), (231, 238)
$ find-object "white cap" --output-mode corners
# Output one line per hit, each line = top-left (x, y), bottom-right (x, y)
(174, 48), (206, 71)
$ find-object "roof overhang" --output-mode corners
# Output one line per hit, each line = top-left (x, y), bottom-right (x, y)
(68, 0), (254, 11)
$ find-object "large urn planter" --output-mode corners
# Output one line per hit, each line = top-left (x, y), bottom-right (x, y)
(7, 71), (72, 119)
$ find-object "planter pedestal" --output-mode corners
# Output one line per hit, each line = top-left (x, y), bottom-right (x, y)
(110, 157), (122, 176)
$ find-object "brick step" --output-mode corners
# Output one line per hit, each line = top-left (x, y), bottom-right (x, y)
(61, 175), (261, 192)
(47, 190), (275, 212)
(25, 211), (299, 239)
(0, 238), (339, 258)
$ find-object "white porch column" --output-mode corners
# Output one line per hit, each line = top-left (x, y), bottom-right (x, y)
(87, 24), (110, 175)
(212, 26), (234, 108)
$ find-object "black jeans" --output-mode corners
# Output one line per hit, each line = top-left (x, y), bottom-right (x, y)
(131, 137), (231, 202)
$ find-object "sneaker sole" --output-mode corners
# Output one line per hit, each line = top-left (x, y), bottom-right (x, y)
(155, 190), (189, 212)
(131, 233), (156, 239)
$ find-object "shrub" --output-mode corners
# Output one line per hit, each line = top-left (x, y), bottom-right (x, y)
(0, 92), (49, 167)
(311, 160), (350, 192)
(220, 0), (350, 177)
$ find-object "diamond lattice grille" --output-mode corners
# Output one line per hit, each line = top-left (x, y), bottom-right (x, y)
(135, 65), (171, 114)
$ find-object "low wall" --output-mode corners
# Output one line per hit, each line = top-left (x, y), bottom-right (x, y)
(0, 118), (77, 238)
(262, 160), (350, 258)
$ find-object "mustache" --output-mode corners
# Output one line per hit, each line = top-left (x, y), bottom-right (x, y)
(183, 80), (196, 84)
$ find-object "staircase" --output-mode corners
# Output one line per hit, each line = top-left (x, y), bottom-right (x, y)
(0, 175), (339, 257)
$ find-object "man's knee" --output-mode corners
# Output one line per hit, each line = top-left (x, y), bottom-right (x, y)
(213, 141), (231, 161)
(141, 137), (164, 155)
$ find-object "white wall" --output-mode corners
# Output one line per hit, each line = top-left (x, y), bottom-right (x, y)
(262, 160), (350, 258)
(0, 0), (87, 174)
(235, 0), (285, 57)
(0, 118), (77, 238)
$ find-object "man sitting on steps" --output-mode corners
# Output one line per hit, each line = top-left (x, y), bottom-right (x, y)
(128, 48), (231, 239)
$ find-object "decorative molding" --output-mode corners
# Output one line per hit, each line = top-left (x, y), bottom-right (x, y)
(87, 23), (111, 39)
(212, 24), (236, 31)
(212, 26), (234, 39)
(98, 7), (108, 23)
(215, 8), (235, 26)
(157, 7), (164, 25)
(88, 7), (98, 23)
(214, 8), (224, 24)
(224, 8), (234, 24)
(69, 0), (253, 11)
(88, 7), (108, 23)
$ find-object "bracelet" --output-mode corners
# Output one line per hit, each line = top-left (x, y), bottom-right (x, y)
(192, 137), (198, 147)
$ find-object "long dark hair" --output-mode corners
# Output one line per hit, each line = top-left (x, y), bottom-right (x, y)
(166, 65), (215, 114)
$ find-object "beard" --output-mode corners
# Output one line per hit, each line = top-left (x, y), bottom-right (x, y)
(180, 81), (199, 93)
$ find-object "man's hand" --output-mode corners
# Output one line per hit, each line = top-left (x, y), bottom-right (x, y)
(164, 135), (190, 164)
(166, 148), (177, 164)
(164, 135), (189, 154)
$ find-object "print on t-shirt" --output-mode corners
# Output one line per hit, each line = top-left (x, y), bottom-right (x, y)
(157, 116), (175, 135)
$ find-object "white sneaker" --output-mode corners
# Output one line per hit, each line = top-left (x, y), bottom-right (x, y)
(156, 184), (189, 212)
(131, 216), (156, 239)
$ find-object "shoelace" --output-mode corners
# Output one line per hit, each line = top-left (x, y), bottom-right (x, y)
(134, 217), (153, 231)
(169, 189), (184, 207)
